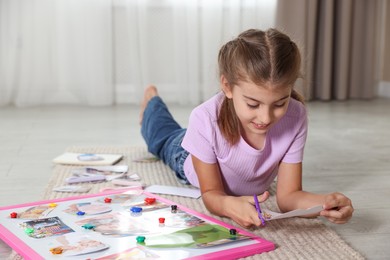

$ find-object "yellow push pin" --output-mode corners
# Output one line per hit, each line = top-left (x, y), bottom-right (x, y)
(48, 203), (57, 208)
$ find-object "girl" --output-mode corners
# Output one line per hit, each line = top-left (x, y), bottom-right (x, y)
(140, 28), (353, 228)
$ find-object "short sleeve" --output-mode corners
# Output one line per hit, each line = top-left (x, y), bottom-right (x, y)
(281, 105), (308, 163)
(181, 107), (218, 164)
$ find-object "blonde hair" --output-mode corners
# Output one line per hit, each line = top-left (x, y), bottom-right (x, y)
(217, 28), (303, 145)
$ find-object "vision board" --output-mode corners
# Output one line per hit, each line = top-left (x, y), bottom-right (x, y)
(0, 190), (275, 259)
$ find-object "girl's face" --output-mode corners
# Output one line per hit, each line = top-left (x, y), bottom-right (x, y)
(222, 76), (291, 141)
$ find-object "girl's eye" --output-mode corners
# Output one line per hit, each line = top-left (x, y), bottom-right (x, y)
(247, 104), (259, 109)
(274, 102), (286, 108)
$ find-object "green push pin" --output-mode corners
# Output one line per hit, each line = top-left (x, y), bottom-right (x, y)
(82, 223), (95, 230)
(25, 228), (34, 235)
(136, 236), (145, 244)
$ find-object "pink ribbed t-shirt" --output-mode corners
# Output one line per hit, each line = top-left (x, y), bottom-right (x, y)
(181, 91), (308, 196)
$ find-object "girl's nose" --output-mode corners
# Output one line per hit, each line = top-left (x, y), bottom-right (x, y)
(257, 107), (271, 125)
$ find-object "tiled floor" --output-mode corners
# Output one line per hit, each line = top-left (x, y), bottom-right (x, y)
(1, 98), (390, 259)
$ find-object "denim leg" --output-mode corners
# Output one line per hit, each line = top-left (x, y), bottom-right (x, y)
(163, 130), (190, 184)
(141, 96), (189, 183)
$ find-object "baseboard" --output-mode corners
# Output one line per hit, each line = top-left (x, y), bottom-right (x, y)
(378, 81), (390, 98)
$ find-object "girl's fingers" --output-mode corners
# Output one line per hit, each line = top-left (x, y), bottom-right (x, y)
(257, 191), (270, 202)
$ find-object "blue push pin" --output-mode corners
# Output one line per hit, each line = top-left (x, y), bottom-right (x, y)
(130, 206), (143, 216)
(77, 211), (85, 216)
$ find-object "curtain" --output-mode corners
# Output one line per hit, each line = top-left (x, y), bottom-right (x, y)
(275, 0), (384, 100)
(108, 0), (278, 105)
(0, 0), (277, 107)
(0, 0), (113, 106)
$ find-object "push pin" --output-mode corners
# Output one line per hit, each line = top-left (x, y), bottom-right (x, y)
(229, 228), (237, 236)
(104, 197), (112, 203)
(76, 211), (85, 216)
(144, 197), (156, 205)
(171, 205), (177, 213)
(25, 228), (34, 235)
(82, 223), (95, 230)
(10, 212), (17, 218)
(136, 236), (145, 244)
(130, 206), (143, 216)
(48, 203), (57, 208)
(158, 217), (165, 227)
(50, 247), (63, 255)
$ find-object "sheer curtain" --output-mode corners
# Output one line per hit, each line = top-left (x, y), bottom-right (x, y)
(0, 0), (113, 106)
(0, 0), (276, 107)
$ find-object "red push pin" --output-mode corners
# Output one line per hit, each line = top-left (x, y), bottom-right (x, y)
(10, 212), (17, 218)
(104, 197), (112, 203)
(158, 217), (165, 226)
(144, 197), (156, 205)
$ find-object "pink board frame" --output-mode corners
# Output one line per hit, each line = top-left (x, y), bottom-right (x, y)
(0, 189), (275, 260)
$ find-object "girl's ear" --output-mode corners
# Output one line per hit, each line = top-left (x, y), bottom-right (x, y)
(220, 75), (233, 99)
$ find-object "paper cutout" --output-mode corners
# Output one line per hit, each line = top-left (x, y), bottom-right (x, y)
(53, 153), (123, 166)
(64, 202), (112, 215)
(52, 186), (91, 193)
(262, 205), (323, 221)
(17, 205), (55, 219)
(75, 213), (151, 236)
(20, 217), (74, 239)
(51, 233), (109, 256)
(145, 185), (201, 199)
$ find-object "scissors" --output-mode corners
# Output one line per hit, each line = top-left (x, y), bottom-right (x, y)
(254, 194), (266, 226)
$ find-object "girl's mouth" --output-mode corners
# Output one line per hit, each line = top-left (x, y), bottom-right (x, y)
(252, 122), (269, 130)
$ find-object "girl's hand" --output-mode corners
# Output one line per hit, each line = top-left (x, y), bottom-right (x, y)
(224, 191), (269, 228)
(320, 192), (354, 224)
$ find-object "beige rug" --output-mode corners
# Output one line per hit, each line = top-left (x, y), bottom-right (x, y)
(8, 146), (364, 259)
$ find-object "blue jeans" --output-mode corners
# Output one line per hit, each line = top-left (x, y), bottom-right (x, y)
(141, 96), (189, 184)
